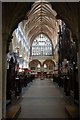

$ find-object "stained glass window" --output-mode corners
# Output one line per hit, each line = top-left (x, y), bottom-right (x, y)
(32, 34), (52, 56)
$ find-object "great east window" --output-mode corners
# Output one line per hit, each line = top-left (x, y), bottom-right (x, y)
(32, 34), (52, 56)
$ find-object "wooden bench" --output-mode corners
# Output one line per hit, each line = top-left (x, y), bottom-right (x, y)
(65, 104), (79, 118)
(6, 105), (21, 119)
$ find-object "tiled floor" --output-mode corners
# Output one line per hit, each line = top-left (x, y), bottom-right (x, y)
(18, 78), (68, 118)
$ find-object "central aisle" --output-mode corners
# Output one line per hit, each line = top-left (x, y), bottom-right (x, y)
(18, 78), (68, 118)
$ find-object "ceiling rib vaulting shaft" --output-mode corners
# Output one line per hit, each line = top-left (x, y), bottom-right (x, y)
(23, 1), (60, 48)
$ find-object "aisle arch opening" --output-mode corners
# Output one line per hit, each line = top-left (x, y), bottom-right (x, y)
(8, 0), (76, 79)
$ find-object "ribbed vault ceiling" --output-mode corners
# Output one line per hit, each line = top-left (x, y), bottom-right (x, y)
(23, 1), (59, 48)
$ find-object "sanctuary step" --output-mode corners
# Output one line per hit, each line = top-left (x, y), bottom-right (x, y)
(6, 104), (21, 119)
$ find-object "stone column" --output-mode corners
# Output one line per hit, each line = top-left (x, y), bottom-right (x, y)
(78, 38), (80, 118)
(30, 46), (32, 57)
(0, 2), (2, 119)
(2, 34), (8, 118)
(78, 6), (80, 116)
